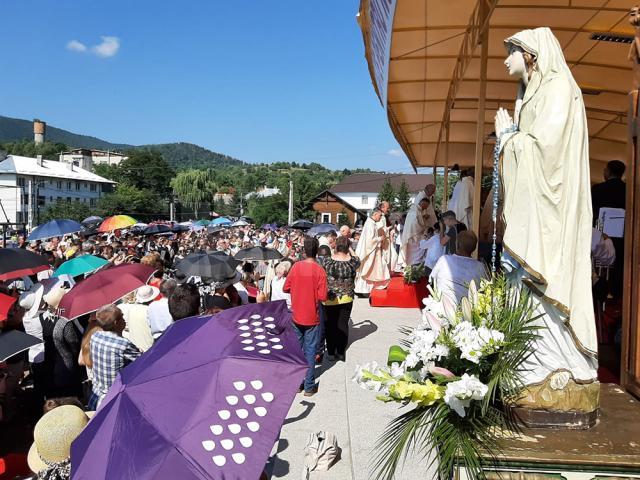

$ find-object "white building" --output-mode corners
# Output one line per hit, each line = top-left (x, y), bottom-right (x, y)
(330, 173), (434, 211)
(0, 154), (116, 228)
(59, 148), (128, 170)
(244, 186), (280, 200)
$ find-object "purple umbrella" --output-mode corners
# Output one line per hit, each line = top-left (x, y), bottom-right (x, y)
(71, 301), (306, 480)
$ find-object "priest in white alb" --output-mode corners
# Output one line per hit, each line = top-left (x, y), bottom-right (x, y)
(354, 208), (391, 294)
(448, 171), (474, 229)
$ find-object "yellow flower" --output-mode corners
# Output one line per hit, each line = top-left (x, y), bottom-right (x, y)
(388, 380), (445, 406)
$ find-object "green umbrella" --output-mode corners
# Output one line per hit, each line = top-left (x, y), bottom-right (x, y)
(53, 255), (109, 278)
(193, 219), (211, 226)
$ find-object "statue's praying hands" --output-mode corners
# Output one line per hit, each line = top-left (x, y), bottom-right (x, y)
(494, 107), (514, 138)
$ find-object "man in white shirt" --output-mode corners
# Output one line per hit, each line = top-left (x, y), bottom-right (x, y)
(429, 230), (486, 303)
(147, 279), (177, 339)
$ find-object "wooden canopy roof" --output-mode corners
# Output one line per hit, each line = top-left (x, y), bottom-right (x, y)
(358, 0), (634, 180)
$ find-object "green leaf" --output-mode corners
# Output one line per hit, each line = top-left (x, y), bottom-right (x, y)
(387, 345), (408, 365)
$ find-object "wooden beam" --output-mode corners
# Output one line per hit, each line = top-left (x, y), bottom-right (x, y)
(443, 120), (451, 210)
(472, 12), (489, 259)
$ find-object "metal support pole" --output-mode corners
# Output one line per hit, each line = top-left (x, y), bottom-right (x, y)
(27, 179), (33, 232)
(471, 7), (489, 258)
(288, 179), (294, 225)
(443, 121), (451, 210)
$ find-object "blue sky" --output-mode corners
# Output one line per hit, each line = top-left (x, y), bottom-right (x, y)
(0, 0), (416, 172)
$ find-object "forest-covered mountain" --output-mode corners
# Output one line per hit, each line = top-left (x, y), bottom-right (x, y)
(0, 115), (245, 169)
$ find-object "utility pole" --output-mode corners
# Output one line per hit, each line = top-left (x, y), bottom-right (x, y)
(288, 179), (294, 225)
(169, 194), (175, 222)
(27, 179), (33, 231)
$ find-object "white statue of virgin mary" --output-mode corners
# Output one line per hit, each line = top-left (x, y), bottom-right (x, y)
(496, 28), (599, 416)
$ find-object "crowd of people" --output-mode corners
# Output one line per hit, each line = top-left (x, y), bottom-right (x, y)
(0, 162), (627, 478)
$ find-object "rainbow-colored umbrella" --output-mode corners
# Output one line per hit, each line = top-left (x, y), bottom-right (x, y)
(98, 215), (137, 232)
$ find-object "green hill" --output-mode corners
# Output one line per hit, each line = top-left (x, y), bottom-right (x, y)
(0, 115), (245, 169)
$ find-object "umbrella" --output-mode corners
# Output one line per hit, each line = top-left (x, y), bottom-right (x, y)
(57, 264), (155, 320)
(308, 223), (338, 237)
(175, 253), (239, 281)
(290, 219), (315, 230)
(193, 219), (211, 227)
(239, 216), (254, 225)
(234, 246), (283, 262)
(81, 216), (103, 227)
(0, 293), (17, 323)
(207, 225), (226, 234)
(27, 219), (83, 241)
(98, 215), (138, 232)
(260, 223), (277, 231)
(53, 255), (109, 278)
(130, 223), (149, 233)
(0, 248), (50, 281)
(144, 224), (172, 236)
(0, 330), (42, 362)
(231, 220), (249, 227)
(171, 224), (190, 233)
(71, 301), (306, 480)
(210, 217), (232, 226)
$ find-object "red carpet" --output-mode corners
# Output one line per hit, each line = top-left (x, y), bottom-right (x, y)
(370, 276), (428, 308)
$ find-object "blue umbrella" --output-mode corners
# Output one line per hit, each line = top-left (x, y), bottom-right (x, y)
(307, 223), (338, 237)
(211, 217), (232, 226)
(28, 219), (83, 241)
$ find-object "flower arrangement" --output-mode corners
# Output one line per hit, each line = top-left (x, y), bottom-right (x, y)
(353, 275), (539, 480)
(403, 263), (427, 284)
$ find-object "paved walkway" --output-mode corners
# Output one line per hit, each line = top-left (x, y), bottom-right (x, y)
(268, 298), (435, 480)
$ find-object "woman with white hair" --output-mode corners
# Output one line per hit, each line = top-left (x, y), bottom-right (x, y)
(270, 259), (293, 309)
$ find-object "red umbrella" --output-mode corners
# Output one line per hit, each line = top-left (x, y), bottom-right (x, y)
(57, 264), (155, 319)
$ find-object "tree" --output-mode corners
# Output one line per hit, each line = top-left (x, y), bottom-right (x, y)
(40, 200), (92, 223)
(378, 177), (396, 207)
(171, 169), (217, 218)
(97, 184), (163, 222)
(395, 179), (411, 212)
(337, 208), (352, 228)
(118, 149), (175, 197)
(247, 194), (288, 226)
(93, 163), (120, 181)
(0, 140), (68, 161)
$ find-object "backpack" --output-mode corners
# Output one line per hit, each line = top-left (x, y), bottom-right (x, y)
(302, 431), (341, 479)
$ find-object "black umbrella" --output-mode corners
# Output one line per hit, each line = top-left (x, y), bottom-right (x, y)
(308, 223), (338, 237)
(143, 224), (172, 236)
(81, 216), (103, 227)
(207, 225), (226, 234)
(175, 252), (240, 281)
(234, 246), (283, 262)
(171, 224), (190, 233)
(0, 330), (43, 362)
(290, 219), (315, 230)
(0, 248), (50, 281)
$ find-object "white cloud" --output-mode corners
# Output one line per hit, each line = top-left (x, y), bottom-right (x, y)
(387, 148), (403, 157)
(91, 36), (120, 58)
(66, 40), (87, 52)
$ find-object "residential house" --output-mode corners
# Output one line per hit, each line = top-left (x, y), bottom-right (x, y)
(309, 173), (434, 225)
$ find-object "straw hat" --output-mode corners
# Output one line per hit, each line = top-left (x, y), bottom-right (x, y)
(135, 285), (160, 304)
(43, 285), (67, 310)
(28, 405), (89, 474)
(19, 284), (45, 319)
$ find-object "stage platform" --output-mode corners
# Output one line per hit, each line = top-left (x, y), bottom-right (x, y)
(369, 276), (428, 309)
(457, 384), (640, 479)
